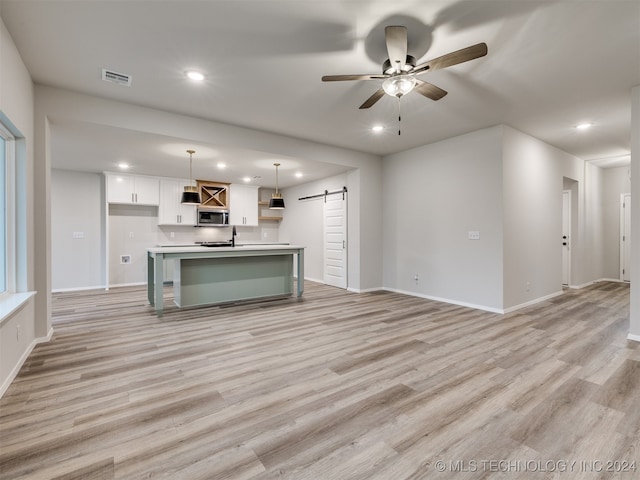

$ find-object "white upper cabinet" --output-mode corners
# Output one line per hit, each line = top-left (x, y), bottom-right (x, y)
(158, 178), (197, 226)
(229, 184), (258, 226)
(105, 173), (159, 205)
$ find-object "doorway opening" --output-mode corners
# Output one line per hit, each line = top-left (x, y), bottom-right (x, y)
(562, 177), (578, 288)
(562, 190), (571, 286)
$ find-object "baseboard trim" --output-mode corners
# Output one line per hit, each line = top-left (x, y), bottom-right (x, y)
(382, 287), (504, 314)
(52, 285), (107, 293)
(502, 290), (564, 314)
(348, 286), (383, 293)
(107, 282), (147, 289)
(568, 278), (627, 290)
(0, 327), (54, 399)
(627, 333), (640, 343)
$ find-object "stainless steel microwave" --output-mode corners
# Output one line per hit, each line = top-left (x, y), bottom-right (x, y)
(197, 209), (229, 227)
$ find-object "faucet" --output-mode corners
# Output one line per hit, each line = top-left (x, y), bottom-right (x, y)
(231, 225), (237, 247)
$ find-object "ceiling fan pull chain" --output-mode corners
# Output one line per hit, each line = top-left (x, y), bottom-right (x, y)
(398, 96), (402, 135)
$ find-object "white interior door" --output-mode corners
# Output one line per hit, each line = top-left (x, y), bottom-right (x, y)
(562, 190), (571, 286)
(323, 192), (347, 289)
(621, 193), (631, 282)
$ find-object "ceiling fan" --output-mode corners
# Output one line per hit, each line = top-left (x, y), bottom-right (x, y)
(322, 26), (487, 111)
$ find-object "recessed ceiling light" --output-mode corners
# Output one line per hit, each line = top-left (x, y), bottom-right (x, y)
(186, 70), (205, 81)
(372, 125), (384, 132)
(576, 123), (593, 130)
(117, 162), (130, 169)
(243, 176), (251, 183)
(217, 162), (226, 169)
(295, 172), (303, 178)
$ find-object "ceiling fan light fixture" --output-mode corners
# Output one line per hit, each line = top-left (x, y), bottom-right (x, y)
(382, 75), (417, 98)
(382, 55), (416, 75)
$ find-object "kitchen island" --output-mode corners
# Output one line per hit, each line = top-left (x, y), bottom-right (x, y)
(147, 245), (304, 315)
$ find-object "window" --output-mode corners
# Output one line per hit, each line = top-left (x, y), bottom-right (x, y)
(0, 121), (15, 296)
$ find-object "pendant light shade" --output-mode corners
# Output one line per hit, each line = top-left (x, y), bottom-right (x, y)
(181, 149), (201, 205)
(269, 163), (285, 209)
(269, 193), (285, 209)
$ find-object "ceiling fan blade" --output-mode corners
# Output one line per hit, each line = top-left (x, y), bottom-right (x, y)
(359, 88), (386, 109)
(322, 74), (388, 82)
(412, 42), (488, 75)
(414, 79), (448, 101)
(385, 26), (408, 73)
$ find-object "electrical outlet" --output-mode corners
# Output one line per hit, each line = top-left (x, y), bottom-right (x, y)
(170, 231), (175, 238)
(414, 274), (420, 284)
(121, 255), (131, 264)
(129, 232), (134, 239)
(468, 231), (480, 240)
(525, 281), (531, 292)
(16, 325), (21, 341)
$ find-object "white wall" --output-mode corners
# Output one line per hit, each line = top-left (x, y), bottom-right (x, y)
(51, 170), (104, 290)
(601, 166), (630, 280)
(382, 124), (609, 313)
(279, 173), (349, 283)
(382, 126), (504, 311)
(502, 126), (584, 307)
(0, 17), (37, 396)
(350, 164), (383, 291)
(582, 162), (605, 284)
(630, 85), (640, 341)
(502, 126), (608, 308)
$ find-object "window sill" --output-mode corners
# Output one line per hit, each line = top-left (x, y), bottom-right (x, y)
(0, 292), (36, 326)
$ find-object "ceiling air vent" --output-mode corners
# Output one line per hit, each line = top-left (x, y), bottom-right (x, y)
(102, 68), (132, 86)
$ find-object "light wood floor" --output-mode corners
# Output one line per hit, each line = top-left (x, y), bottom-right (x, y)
(1, 281), (639, 479)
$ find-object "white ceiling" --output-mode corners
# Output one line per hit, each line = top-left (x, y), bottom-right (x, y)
(1, 0), (638, 187)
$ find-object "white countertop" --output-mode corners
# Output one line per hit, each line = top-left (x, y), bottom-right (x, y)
(156, 242), (290, 248)
(148, 244), (304, 254)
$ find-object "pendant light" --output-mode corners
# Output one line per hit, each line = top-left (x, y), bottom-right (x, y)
(181, 149), (201, 205)
(269, 162), (285, 209)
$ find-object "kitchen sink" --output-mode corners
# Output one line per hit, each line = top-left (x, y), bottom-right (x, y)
(196, 241), (234, 248)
